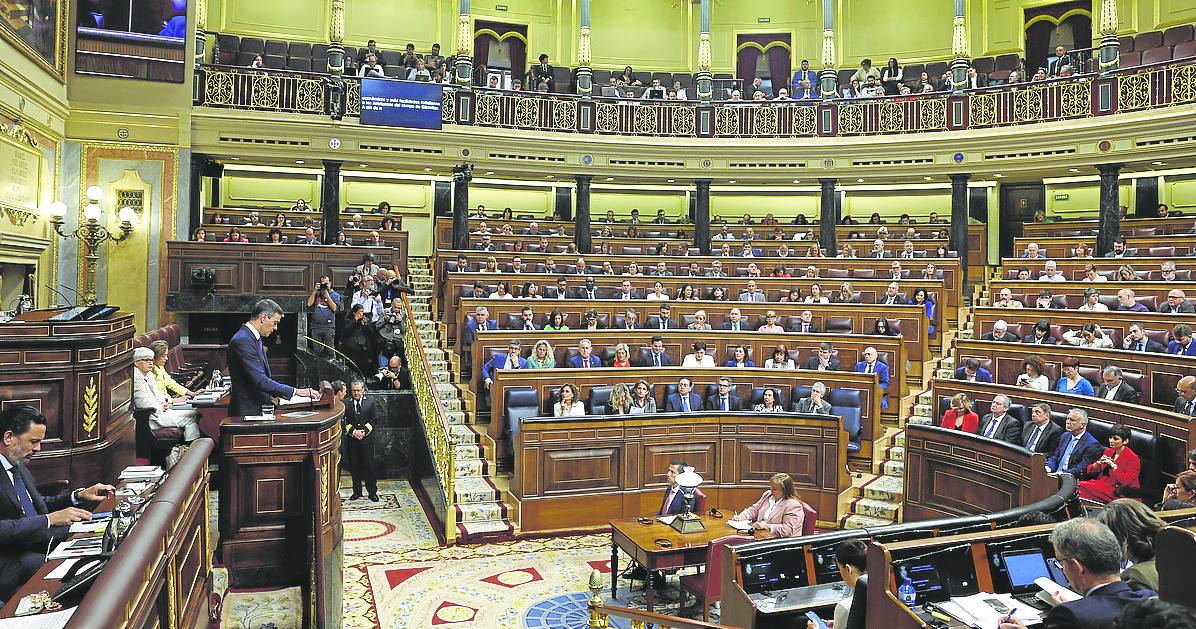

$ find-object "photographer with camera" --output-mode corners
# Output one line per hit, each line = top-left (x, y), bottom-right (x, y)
(306, 275), (341, 357)
(351, 275), (384, 323)
(340, 304), (379, 378)
(378, 270), (413, 302)
(369, 354), (406, 391)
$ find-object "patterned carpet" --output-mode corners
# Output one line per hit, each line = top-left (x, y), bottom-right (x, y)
(219, 479), (699, 629)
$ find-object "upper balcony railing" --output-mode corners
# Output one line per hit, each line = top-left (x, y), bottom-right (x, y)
(195, 58), (1196, 138)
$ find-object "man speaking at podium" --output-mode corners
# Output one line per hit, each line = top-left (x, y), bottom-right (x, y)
(228, 299), (322, 416)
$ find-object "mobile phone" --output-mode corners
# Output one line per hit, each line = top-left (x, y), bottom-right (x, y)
(805, 611), (830, 629)
(984, 598), (1010, 614)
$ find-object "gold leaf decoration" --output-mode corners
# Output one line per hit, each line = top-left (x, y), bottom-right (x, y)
(82, 377), (99, 436)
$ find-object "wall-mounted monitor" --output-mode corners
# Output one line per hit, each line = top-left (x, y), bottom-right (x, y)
(360, 79), (444, 130)
(75, 0), (187, 82)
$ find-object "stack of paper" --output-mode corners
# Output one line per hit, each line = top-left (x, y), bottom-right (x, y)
(937, 593), (1042, 629)
(118, 465), (163, 482)
(47, 538), (105, 560)
(0, 606), (76, 628)
(727, 520), (754, 532)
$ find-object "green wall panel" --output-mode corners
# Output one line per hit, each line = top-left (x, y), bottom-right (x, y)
(345, 0), (444, 48)
(1045, 182), (1131, 218)
(1156, 0), (1196, 28)
(1165, 176), (1196, 212)
(839, 0), (954, 62)
(342, 180), (430, 210)
(219, 0), (329, 41)
(711, 193), (819, 220)
(591, 190), (688, 217)
(471, 186), (553, 214)
(222, 173), (320, 208)
(589, 0), (690, 69)
(842, 191), (952, 220)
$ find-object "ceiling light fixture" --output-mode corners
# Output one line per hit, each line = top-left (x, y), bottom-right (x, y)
(1152, 161), (1164, 165)
(994, 174), (1004, 178)
(792, 179), (801, 184)
(295, 160), (304, 164)
(856, 178), (864, 183)
(1068, 168), (1080, 173)
(666, 179), (675, 183)
(485, 171), (494, 175)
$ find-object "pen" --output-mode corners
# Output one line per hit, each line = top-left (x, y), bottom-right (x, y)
(1001, 607), (1018, 624)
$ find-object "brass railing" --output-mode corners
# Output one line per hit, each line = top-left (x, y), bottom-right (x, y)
(584, 571), (738, 629)
(400, 297), (457, 543)
(194, 58), (1196, 138)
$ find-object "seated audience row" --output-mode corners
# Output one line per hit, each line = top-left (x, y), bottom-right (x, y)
(456, 255), (946, 281)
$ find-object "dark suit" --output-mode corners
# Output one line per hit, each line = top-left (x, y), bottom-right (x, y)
(1044, 581), (1153, 629)
(1022, 421), (1064, 456)
(1046, 431), (1104, 475)
(665, 392), (703, 413)
(656, 485), (695, 516)
(463, 318), (499, 345)
(1172, 396), (1196, 417)
(577, 287), (604, 300)
(1096, 382), (1140, 404)
(638, 350), (674, 367)
(954, 366), (993, 382)
(802, 356), (842, 371)
(975, 413), (1023, 445)
(1122, 337), (1165, 353)
(1047, 55), (1073, 77)
(344, 396), (379, 497)
(1022, 333), (1059, 345)
(791, 321), (820, 334)
(647, 316), (680, 330)
(568, 354), (602, 368)
(720, 321), (749, 331)
(981, 332), (1020, 342)
(614, 290), (641, 300)
(704, 394), (742, 412)
(876, 295), (902, 305)
(227, 325), (296, 416)
(0, 463), (74, 600)
(1167, 339), (1196, 355)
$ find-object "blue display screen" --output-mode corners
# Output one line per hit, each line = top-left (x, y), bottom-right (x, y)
(360, 79), (444, 130)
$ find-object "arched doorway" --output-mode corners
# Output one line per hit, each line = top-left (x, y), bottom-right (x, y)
(1024, 1), (1093, 74)
(735, 34), (792, 98)
(473, 20), (527, 88)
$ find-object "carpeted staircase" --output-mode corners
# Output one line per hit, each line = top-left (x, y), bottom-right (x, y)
(408, 258), (514, 543)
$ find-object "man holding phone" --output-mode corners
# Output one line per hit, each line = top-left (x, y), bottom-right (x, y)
(0, 405), (115, 601)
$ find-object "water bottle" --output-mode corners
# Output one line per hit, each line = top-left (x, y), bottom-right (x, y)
(211, 370), (222, 389)
(897, 577), (917, 608)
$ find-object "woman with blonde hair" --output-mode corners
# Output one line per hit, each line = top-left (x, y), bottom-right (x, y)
(611, 343), (632, 368)
(483, 256), (499, 273)
(527, 340), (556, 369)
(728, 472), (806, 538)
(688, 310), (712, 331)
(940, 393), (977, 432)
(606, 383), (633, 415)
(1117, 264), (1138, 282)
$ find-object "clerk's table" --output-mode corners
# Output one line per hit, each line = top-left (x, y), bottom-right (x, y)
(611, 514), (745, 612)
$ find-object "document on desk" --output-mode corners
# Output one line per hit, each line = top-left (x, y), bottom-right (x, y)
(0, 606), (76, 628)
(656, 515), (677, 525)
(281, 394), (315, 405)
(727, 520), (754, 532)
(938, 593), (1041, 629)
(47, 538), (105, 560)
(68, 520), (109, 533)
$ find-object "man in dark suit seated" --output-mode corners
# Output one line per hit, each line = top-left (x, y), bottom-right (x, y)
(793, 382), (833, 414)
(567, 339), (603, 368)
(996, 518), (1153, 629)
(1173, 376), (1196, 417)
(975, 394), (1023, 445)
(1167, 324), (1196, 354)
(1101, 237), (1137, 259)
(344, 379), (381, 502)
(463, 306), (499, 346)
(1046, 409), (1104, 476)
(1023, 403), (1064, 456)
(638, 336), (674, 367)
(0, 406), (115, 602)
(720, 307), (748, 331)
(792, 309), (820, 333)
(1095, 366), (1140, 404)
(577, 277), (603, 300)
(1120, 323), (1163, 353)
(802, 342), (842, 371)
(982, 319), (1020, 342)
(483, 340), (529, 390)
(665, 377), (703, 413)
(648, 303), (680, 330)
(227, 299), (321, 416)
(614, 280), (640, 301)
(549, 276), (573, 299)
(954, 358), (993, 383)
(704, 376), (742, 411)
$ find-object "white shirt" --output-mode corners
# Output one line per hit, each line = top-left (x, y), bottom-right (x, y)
(682, 354), (715, 367)
(1104, 385), (1120, 401)
(1078, 302), (1109, 311)
(554, 401), (585, 417)
(1082, 275), (1108, 282)
(645, 293), (669, 301)
(244, 322), (261, 341)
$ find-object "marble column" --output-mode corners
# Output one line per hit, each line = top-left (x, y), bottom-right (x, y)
(1096, 164), (1124, 256)
(818, 0), (838, 97)
(695, 179), (711, 255)
(188, 153), (205, 233)
(950, 174), (971, 282)
(451, 167), (472, 250)
(575, 0), (593, 96)
(575, 175), (592, 254)
(320, 160), (342, 244)
(819, 178), (838, 254)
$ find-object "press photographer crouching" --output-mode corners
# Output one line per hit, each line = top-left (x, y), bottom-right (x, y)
(341, 304), (380, 379)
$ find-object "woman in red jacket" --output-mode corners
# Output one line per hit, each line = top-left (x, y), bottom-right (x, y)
(1078, 424), (1141, 503)
(940, 393), (978, 433)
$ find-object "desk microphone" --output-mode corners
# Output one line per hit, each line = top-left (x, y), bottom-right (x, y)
(44, 284), (76, 308)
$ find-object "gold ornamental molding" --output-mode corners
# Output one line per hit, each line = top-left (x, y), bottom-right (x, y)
(81, 376), (99, 439)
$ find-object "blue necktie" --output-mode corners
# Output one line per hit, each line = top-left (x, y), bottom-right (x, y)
(1057, 436), (1078, 472)
(654, 354), (660, 367)
(11, 469), (37, 517)
(681, 397), (689, 412)
(721, 397), (727, 411)
(984, 417), (1000, 439)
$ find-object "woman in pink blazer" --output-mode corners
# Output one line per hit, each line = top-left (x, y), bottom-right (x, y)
(729, 473), (806, 539)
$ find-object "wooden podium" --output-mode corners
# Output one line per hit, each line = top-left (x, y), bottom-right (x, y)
(219, 398), (344, 629)
(0, 309), (136, 483)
